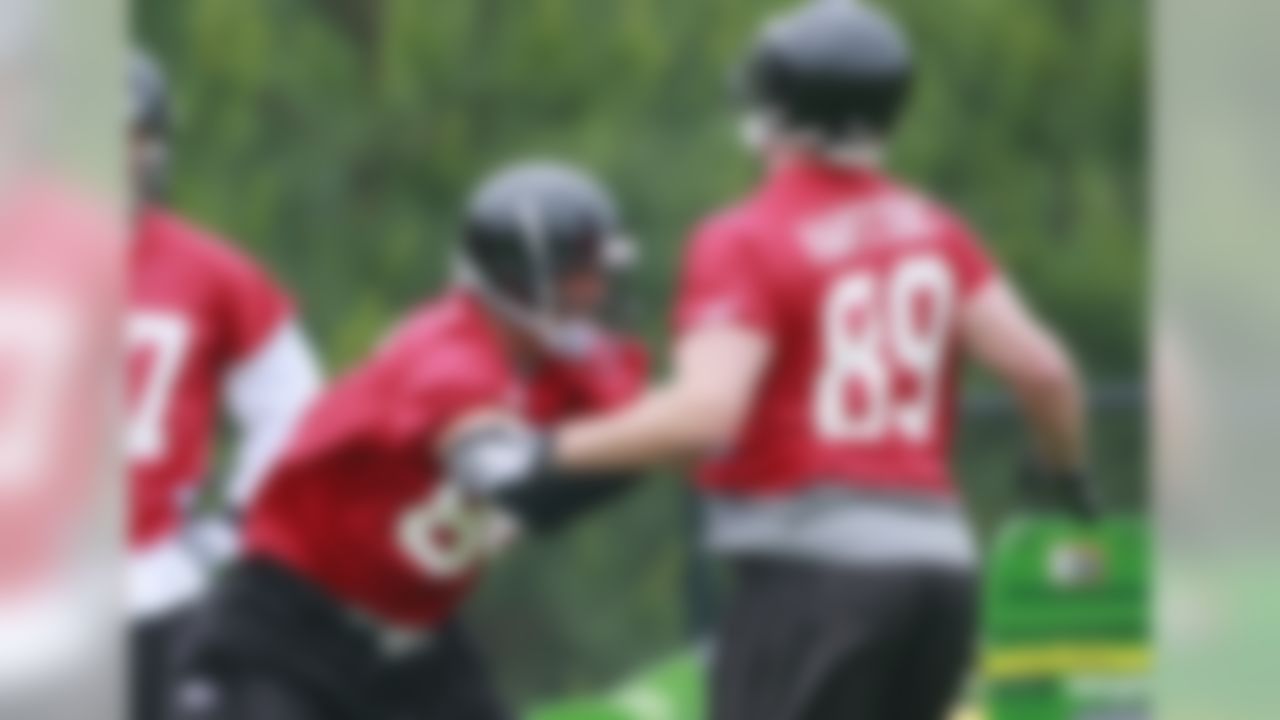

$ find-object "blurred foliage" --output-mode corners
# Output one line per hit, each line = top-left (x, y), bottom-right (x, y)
(137, 0), (1145, 704)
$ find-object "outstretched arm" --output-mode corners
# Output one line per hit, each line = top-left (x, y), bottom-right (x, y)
(222, 321), (324, 508)
(552, 326), (773, 472)
(440, 327), (772, 499)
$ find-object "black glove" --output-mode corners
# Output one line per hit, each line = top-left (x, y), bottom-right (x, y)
(500, 471), (639, 534)
(446, 421), (552, 499)
(1018, 457), (1101, 522)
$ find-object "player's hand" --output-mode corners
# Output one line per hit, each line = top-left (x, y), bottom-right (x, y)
(1018, 457), (1101, 523)
(183, 512), (242, 566)
(446, 420), (551, 499)
(1044, 468), (1101, 523)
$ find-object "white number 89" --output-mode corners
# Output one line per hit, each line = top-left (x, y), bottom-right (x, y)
(814, 256), (955, 444)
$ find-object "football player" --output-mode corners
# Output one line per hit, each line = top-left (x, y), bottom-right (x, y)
(164, 162), (648, 720)
(449, 3), (1099, 720)
(128, 51), (324, 720)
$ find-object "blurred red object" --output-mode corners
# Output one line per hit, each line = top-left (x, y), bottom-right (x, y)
(0, 176), (122, 596)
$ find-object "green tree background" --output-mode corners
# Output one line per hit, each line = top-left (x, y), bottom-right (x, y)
(136, 0), (1145, 704)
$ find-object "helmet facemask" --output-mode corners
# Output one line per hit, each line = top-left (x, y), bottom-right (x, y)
(455, 196), (636, 360)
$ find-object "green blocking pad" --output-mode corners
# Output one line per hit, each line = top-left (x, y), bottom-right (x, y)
(983, 514), (1151, 720)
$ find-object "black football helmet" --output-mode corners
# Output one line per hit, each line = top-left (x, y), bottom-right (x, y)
(130, 49), (171, 200)
(456, 161), (635, 355)
(738, 0), (913, 153)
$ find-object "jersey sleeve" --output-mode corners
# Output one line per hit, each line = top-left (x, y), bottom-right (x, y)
(213, 244), (294, 363)
(946, 218), (1000, 300)
(673, 216), (781, 340)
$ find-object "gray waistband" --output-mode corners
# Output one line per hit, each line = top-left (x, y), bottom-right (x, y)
(703, 484), (976, 569)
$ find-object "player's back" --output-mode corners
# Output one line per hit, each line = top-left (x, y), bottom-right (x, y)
(677, 160), (996, 506)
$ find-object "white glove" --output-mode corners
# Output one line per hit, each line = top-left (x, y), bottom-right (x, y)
(446, 421), (550, 498)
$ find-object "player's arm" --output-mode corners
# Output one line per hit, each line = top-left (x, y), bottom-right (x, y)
(437, 410), (640, 536)
(196, 245), (323, 558)
(187, 320), (322, 559)
(434, 333), (666, 533)
(959, 278), (1097, 516)
(221, 320), (323, 508)
(959, 279), (1084, 468)
(552, 327), (771, 471)
(440, 327), (771, 504)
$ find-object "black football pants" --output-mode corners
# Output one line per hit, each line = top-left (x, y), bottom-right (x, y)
(713, 557), (977, 720)
(133, 605), (195, 720)
(163, 559), (511, 720)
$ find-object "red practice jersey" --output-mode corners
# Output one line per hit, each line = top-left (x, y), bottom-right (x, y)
(128, 207), (292, 548)
(675, 161), (997, 499)
(246, 292), (647, 628)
